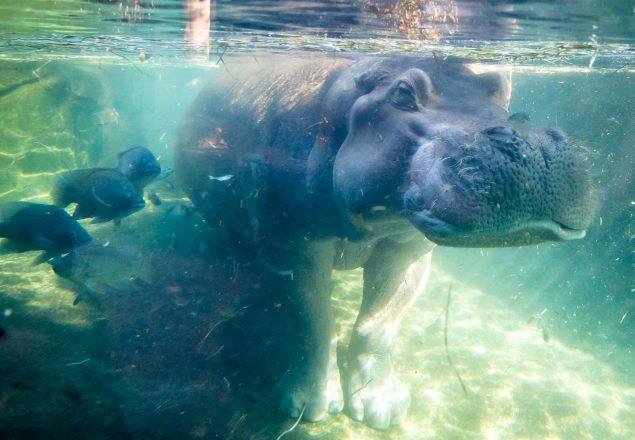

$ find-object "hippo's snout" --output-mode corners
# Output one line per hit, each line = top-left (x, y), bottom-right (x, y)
(483, 125), (518, 141)
(404, 124), (594, 247)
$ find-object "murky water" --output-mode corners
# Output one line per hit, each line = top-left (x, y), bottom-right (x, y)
(0, 1), (633, 438)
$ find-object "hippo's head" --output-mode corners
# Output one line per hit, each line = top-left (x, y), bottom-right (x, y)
(331, 57), (594, 246)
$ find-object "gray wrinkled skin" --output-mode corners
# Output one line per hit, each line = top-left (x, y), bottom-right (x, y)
(331, 57), (593, 247)
(175, 55), (594, 430)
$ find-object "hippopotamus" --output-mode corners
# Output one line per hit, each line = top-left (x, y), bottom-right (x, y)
(174, 55), (593, 429)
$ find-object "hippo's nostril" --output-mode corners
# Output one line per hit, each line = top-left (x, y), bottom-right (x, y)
(483, 126), (518, 140)
(546, 128), (567, 142)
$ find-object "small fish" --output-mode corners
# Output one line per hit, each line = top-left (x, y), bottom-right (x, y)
(541, 326), (550, 343)
(51, 168), (145, 224)
(61, 383), (81, 402)
(508, 112), (531, 123)
(0, 327), (5, 339)
(208, 174), (234, 182)
(528, 309), (551, 343)
(10, 380), (32, 391)
(147, 191), (162, 206)
(138, 51), (150, 62)
(116, 146), (161, 193)
(0, 202), (92, 265)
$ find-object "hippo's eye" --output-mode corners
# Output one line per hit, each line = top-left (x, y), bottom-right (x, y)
(391, 82), (418, 112)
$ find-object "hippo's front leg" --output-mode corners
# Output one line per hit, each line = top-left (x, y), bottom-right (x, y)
(273, 241), (344, 422)
(344, 237), (433, 429)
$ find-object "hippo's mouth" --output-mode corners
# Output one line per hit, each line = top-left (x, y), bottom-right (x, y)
(405, 208), (586, 246)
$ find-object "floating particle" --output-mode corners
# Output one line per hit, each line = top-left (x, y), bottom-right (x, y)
(209, 174), (234, 182)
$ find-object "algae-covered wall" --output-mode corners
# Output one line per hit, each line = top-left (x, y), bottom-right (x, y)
(0, 59), (207, 203)
(0, 61), (111, 200)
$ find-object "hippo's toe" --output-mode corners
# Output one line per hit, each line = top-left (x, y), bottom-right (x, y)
(345, 354), (410, 429)
(275, 360), (343, 423)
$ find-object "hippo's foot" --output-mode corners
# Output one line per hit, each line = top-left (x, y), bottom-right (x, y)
(344, 350), (410, 429)
(276, 341), (343, 422)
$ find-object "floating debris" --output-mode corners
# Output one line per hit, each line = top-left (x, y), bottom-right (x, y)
(208, 174), (234, 182)
(444, 285), (469, 397)
(351, 378), (373, 396)
(66, 358), (90, 366)
(589, 50), (598, 68)
(619, 311), (628, 324)
(275, 403), (306, 440)
(370, 205), (387, 213)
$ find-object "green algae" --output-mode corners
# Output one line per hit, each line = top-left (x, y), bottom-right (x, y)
(0, 60), (115, 203)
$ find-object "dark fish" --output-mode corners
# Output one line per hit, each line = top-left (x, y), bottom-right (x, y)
(51, 168), (145, 224)
(49, 243), (151, 305)
(116, 146), (161, 193)
(0, 202), (92, 265)
(10, 380), (32, 391)
(0, 326), (5, 339)
(147, 190), (162, 206)
(508, 112), (531, 123)
(62, 383), (81, 402)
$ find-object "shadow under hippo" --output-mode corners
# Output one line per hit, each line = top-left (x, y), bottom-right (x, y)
(174, 55), (594, 429)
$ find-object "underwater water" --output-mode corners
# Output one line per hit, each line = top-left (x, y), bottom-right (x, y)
(0, 1), (633, 439)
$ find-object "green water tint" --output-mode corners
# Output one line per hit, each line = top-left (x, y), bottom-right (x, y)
(0, 61), (109, 201)
(0, 26), (633, 440)
(1, 224), (633, 437)
(0, 56), (633, 438)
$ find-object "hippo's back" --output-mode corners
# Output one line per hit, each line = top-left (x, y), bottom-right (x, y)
(175, 55), (352, 157)
(174, 56), (353, 240)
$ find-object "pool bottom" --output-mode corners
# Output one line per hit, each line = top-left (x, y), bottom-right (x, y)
(0, 238), (633, 439)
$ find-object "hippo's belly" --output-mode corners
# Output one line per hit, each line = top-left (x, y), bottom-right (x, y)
(332, 239), (376, 270)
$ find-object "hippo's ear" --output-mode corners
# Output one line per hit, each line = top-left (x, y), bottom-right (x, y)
(477, 71), (512, 110)
(354, 71), (375, 94)
(466, 64), (512, 110)
(406, 68), (434, 104)
(353, 69), (390, 94)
